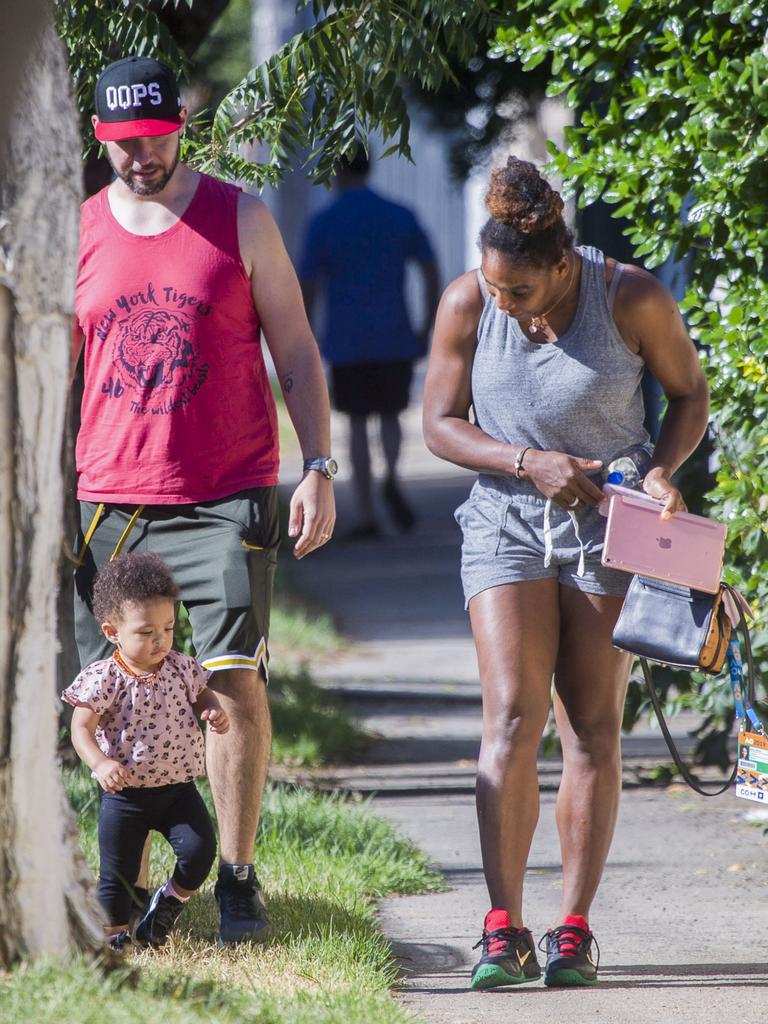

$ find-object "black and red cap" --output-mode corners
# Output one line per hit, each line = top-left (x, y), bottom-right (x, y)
(94, 56), (182, 142)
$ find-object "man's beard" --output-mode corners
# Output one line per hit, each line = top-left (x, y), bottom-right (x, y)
(111, 140), (181, 196)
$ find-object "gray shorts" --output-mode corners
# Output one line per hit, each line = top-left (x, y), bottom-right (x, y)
(74, 488), (280, 677)
(456, 484), (631, 607)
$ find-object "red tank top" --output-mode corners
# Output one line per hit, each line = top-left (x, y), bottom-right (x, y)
(75, 173), (279, 503)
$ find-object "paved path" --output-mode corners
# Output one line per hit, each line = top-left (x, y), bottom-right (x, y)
(284, 401), (478, 684)
(376, 789), (767, 1023)
(282, 398), (768, 1021)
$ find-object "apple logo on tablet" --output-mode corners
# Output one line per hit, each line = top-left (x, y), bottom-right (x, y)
(657, 537), (672, 549)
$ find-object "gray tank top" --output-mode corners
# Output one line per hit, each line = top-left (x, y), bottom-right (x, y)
(472, 245), (650, 497)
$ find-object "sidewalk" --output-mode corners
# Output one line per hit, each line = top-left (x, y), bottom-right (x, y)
(282, 400), (768, 1021)
(376, 788), (767, 1023)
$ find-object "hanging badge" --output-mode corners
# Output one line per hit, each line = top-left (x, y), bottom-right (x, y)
(735, 731), (768, 802)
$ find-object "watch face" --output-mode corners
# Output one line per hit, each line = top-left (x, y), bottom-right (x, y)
(326, 457), (338, 478)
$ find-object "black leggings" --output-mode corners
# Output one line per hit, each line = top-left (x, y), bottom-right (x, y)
(97, 781), (217, 926)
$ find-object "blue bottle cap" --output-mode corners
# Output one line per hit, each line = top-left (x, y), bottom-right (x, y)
(606, 471), (624, 485)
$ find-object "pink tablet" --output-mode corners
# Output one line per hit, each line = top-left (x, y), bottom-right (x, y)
(601, 491), (726, 594)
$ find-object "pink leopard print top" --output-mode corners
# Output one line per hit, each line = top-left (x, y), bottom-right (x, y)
(62, 650), (208, 787)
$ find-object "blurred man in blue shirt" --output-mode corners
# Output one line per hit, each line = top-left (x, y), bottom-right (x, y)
(300, 147), (439, 538)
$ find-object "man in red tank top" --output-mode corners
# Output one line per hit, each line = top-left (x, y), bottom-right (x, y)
(73, 56), (337, 944)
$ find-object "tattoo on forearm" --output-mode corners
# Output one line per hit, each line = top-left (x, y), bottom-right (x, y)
(282, 371), (294, 394)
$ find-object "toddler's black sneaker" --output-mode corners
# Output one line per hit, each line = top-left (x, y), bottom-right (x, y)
(214, 863), (271, 944)
(108, 930), (131, 952)
(541, 914), (599, 986)
(134, 885), (185, 948)
(470, 908), (541, 990)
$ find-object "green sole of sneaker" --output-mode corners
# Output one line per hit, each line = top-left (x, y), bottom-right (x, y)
(470, 964), (537, 990)
(544, 969), (597, 987)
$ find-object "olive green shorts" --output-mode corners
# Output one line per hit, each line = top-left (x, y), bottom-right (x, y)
(73, 487), (280, 679)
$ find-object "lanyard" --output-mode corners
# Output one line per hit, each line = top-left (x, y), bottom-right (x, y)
(727, 637), (764, 735)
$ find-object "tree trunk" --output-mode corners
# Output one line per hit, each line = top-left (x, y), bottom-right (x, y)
(0, 19), (103, 965)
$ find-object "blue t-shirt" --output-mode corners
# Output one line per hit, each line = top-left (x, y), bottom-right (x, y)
(299, 186), (435, 366)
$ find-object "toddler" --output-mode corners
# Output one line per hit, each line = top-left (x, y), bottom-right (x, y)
(63, 552), (229, 949)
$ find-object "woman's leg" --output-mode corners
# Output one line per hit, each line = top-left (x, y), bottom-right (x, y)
(552, 586), (632, 920)
(469, 578), (560, 925)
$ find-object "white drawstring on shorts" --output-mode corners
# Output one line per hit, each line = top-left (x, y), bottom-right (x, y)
(543, 498), (586, 578)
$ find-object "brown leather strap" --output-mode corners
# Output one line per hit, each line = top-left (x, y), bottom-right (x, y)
(639, 585), (755, 797)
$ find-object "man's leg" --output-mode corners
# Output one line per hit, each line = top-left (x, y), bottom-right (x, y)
(149, 487), (279, 941)
(380, 411), (402, 477)
(380, 412), (415, 530)
(348, 413), (377, 533)
(205, 668), (271, 864)
(205, 666), (273, 943)
(130, 835), (152, 925)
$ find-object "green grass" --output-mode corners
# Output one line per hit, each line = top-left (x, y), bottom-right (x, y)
(174, 600), (357, 768)
(269, 594), (343, 666)
(0, 768), (441, 1024)
(269, 511), (344, 670)
(174, 592), (343, 671)
(270, 667), (368, 767)
(0, 961), (413, 1024)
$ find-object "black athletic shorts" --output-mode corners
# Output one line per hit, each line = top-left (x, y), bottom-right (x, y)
(74, 487), (280, 679)
(331, 360), (414, 416)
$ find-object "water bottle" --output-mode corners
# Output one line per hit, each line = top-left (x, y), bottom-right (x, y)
(603, 456), (642, 489)
(598, 456), (643, 515)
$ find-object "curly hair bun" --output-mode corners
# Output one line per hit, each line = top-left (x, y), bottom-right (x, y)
(485, 156), (564, 234)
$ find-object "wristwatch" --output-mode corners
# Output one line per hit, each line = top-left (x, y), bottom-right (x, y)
(303, 456), (338, 480)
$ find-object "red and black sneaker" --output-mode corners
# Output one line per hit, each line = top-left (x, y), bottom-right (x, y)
(541, 914), (600, 986)
(470, 908), (541, 990)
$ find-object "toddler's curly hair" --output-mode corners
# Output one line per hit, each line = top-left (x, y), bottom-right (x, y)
(92, 552), (180, 624)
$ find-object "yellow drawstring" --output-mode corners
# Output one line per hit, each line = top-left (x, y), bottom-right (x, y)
(74, 503), (145, 566)
(73, 502), (106, 568)
(109, 505), (144, 560)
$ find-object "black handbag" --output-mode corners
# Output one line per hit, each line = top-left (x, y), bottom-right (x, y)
(612, 576), (731, 674)
(612, 575), (754, 796)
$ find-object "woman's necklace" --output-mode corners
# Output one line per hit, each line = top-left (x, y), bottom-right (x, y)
(527, 255), (576, 336)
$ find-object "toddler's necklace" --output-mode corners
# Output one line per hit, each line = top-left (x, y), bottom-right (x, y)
(527, 255), (576, 335)
(113, 649), (163, 681)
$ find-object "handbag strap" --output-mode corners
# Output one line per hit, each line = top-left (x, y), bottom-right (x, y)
(638, 584), (756, 798)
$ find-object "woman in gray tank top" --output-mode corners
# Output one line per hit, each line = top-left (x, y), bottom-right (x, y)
(423, 158), (709, 989)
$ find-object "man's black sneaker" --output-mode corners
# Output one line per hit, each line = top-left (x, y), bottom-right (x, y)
(541, 914), (599, 986)
(127, 885), (150, 932)
(470, 908), (541, 990)
(214, 864), (271, 944)
(134, 885), (185, 948)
